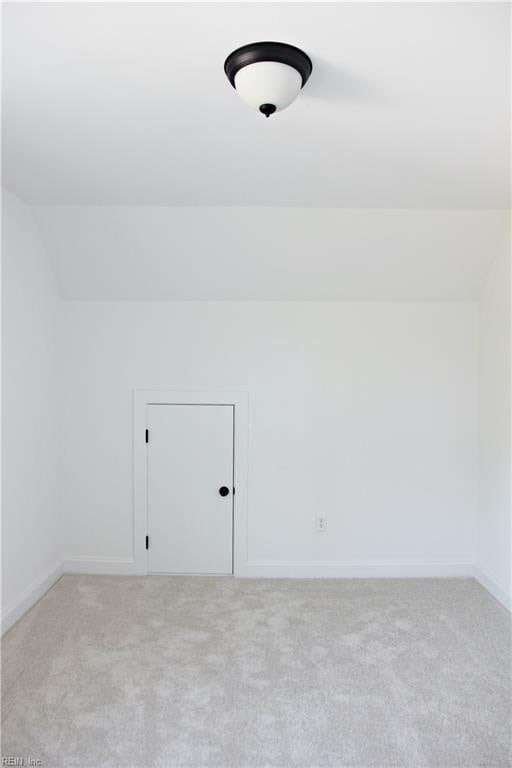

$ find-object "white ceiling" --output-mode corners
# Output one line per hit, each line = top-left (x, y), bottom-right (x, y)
(3, 2), (510, 208)
(33, 206), (507, 299)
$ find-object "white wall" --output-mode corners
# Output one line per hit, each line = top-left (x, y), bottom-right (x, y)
(2, 193), (503, 595)
(61, 300), (478, 575)
(477, 247), (511, 607)
(2, 190), (62, 626)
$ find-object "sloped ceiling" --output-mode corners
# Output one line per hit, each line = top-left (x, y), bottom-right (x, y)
(33, 206), (508, 300)
(3, 2), (509, 300)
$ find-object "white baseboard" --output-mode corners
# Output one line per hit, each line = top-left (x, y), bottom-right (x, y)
(473, 565), (511, 611)
(245, 560), (474, 578)
(62, 558), (474, 579)
(1, 562), (63, 635)
(63, 557), (138, 575)
(3, 560), (506, 633)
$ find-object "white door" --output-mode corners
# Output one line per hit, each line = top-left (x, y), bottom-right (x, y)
(147, 404), (234, 574)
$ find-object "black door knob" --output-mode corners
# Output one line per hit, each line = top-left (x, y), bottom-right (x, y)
(219, 486), (230, 497)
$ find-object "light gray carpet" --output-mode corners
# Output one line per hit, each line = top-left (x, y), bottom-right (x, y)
(1, 575), (511, 768)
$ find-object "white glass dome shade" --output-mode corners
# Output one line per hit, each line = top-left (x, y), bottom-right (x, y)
(234, 61), (302, 115)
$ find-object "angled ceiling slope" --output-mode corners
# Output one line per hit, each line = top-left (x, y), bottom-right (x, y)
(33, 206), (508, 300)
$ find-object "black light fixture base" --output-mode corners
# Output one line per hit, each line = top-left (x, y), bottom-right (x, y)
(224, 42), (313, 89)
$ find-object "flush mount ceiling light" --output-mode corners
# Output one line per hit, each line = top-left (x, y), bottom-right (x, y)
(224, 41), (312, 117)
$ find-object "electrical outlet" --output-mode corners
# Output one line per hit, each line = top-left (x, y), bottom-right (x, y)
(315, 515), (327, 532)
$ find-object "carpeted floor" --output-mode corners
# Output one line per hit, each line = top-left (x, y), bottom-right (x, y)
(1, 575), (510, 768)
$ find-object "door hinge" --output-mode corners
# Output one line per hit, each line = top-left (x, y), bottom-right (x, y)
(146, 535), (149, 550)
(233, 487), (236, 495)
(145, 429), (149, 444)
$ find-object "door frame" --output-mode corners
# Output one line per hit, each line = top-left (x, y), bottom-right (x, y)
(133, 389), (249, 576)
